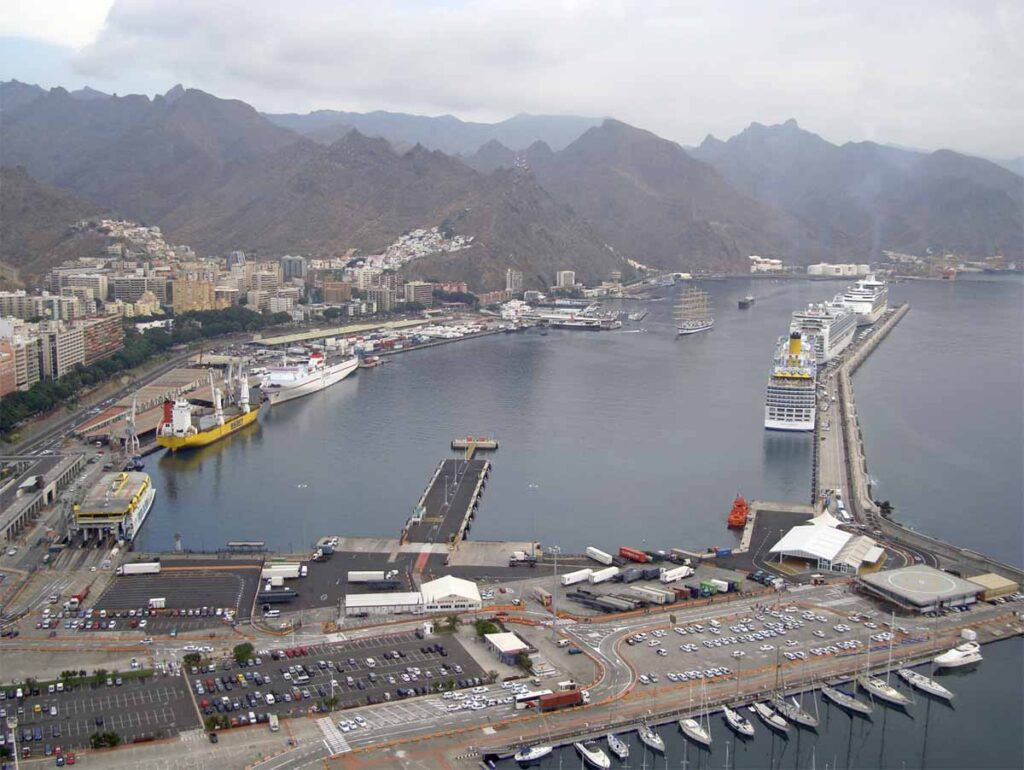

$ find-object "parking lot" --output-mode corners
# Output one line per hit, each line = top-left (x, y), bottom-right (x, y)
(187, 630), (490, 725)
(0, 673), (199, 753)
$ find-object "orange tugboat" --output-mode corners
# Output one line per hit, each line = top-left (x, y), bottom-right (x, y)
(727, 495), (750, 529)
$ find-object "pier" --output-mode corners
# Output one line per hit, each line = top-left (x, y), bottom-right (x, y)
(401, 457), (491, 545)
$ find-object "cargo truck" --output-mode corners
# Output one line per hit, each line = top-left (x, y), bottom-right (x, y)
(630, 586), (671, 604)
(533, 587), (552, 607)
(660, 565), (695, 583)
(67, 586), (90, 611)
(585, 547), (614, 566)
(641, 567), (663, 581)
(560, 568), (593, 587)
(260, 564), (301, 580)
(588, 566), (619, 584)
(148, 597), (166, 610)
(347, 571), (386, 583)
(620, 568), (642, 583)
(618, 546), (650, 563)
(116, 562), (161, 576)
(709, 578), (731, 593)
(539, 690), (583, 711)
(509, 551), (538, 567)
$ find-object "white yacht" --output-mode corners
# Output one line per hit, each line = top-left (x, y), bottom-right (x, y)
(857, 675), (911, 707)
(897, 668), (954, 700)
(574, 741), (611, 769)
(637, 724), (665, 752)
(678, 718), (712, 747)
(261, 352), (358, 405)
(764, 332), (817, 431)
(513, 745), (552, 764)
(791, 298), (858, 363)
(722, 705), (755, 738)
(933, 641), (983, 669)
(751, 702), (790, 733)
(606, 733), (629, 761)
(839, 275), (888, 325)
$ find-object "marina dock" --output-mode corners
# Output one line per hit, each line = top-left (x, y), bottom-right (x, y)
(401, 458), (491, 546)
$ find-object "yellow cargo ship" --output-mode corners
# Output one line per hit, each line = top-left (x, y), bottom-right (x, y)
(156, 365), (260, 452)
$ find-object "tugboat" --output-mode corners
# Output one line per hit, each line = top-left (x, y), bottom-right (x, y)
(727, 494), (750, 529)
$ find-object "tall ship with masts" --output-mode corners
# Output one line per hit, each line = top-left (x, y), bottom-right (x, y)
(674, 286), (714, 335)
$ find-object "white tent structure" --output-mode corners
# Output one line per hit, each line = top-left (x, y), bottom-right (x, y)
(769, 523), (884, 574)
(420, 575), (482, 612)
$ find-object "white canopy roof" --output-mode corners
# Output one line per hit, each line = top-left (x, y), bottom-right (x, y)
(810, 511), (842, 528)
(770, 525), (852, 561)
(420, 575), (481, 605)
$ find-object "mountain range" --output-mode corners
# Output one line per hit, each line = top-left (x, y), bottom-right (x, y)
(1, 80), (1020, 290)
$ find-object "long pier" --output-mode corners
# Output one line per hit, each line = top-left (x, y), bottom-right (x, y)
(401, 458), (490, 546)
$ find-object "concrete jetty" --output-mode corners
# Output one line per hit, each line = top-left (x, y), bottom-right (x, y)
(401, 458), (490, 546)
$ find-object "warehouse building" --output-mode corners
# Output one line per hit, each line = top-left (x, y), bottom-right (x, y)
(343, 592), (423, 618)
(857, 565), (982, 613)
(967, 573), (1019, 601)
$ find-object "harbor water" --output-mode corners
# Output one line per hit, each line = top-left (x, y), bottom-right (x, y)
(139, 276), (1023, 570)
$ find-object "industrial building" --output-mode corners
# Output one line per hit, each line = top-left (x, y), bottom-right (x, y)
(769, 520), (884, 574)
(967, 573), (1019, 601)
(343, 574), (482, 617)
(857, 565), (982, 613)
(343, 592), (423, 618)
(484, 632), (531, 665)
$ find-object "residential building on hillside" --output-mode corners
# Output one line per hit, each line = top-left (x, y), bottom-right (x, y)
(0, 340), (16, 397)
(403, 281), (434, 307)
(74, 316), (124, 366)
(112, 276), (168, 305)
(0, 291), (82, 322)
(246, 290), (270, 311)
(37, 321), (85, 379)
(555, 270), (576, 289)
(172, 279), (223, 313)
(807, 263), (870, 276)
(749, 255), (784, 273)
(268, 296), (294, 313)
(506, 268), (524, 293)
(323, 282), (352, 304)
(280, 255), (307, 282)
(366, 286), (396, 313)
(226, 250), (247, 268)
(438, 281), (468, 294)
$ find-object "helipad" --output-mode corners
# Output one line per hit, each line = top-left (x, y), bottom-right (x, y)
(858, 564), (982, 611)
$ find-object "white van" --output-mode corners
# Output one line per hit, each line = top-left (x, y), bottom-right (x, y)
(264, 609), (281, 619)
(556, 639), (570, 648)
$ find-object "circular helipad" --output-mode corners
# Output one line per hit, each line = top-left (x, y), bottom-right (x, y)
(860, 564), (982, 607)
(882, 568), (960, 597)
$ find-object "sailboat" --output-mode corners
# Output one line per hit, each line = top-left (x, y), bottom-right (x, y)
(674, 286), (714, 335)
(773, 694), (820, 729)
(605, 733), (629, 761)
(857, 615), (911, 707)
(574, 741), (611, 769)
(722, 705), (755, 738)
(637, 723), (665, 753)
(751, 702), (790, 734)
(821, 684), (873, 715)
(897, 668), (954, 700)
(679, 678), (713, 747)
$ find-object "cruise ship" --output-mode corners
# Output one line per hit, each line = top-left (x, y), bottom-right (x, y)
(261, 352), (359, 405)
(73, 471), (156, 544)
(764, 332), (817, 431)
(790, 298), (857, 363)
(839, 274), (888, 326)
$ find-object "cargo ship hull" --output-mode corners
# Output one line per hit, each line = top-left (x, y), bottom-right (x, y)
(157, 408), (259, 451)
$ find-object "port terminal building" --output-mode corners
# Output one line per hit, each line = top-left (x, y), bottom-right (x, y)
(857, 565), (983, 613)
(343, 575), (482, 618)
(769, 518), (884, 574)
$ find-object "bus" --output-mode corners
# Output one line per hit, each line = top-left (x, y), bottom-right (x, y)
(514, 690), (553, 710)
(268, 713), (279, 732)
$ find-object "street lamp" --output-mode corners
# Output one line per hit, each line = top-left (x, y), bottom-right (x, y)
(548, 545), (561, 638)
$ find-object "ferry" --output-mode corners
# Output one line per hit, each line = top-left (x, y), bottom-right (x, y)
(738, 295), (755, 309)
(73, 471), (156, 544)
(933, 641), (982, 669)
(764, 332), (817, 431)
(261, 352), (358, 405)
(157, 366), (258, 451)
(839, 275), (888, 326)
(790, 298), (857, 363)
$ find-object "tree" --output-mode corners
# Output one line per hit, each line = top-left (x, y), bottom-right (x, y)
(515, 652), (532, 671)
(233, 642), (254, 666)
(442, 615), (461, 633)
(474, 619), (499, 636)
(89, 730), (121, 749)
(324, 695), (339, 712)
(183, 652), (202, 668)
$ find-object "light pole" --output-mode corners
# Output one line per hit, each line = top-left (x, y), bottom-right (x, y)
(548, 545), (561, 638)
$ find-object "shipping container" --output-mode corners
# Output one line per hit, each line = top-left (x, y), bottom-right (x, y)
(588, 566), (620, 584)
(269, 576), (284, 587)
(699, 581), (719, 595)
(660, 565), (695, 584)
(618, 546), (650, 563)
(689, 585), (700, 599)
(347, 571), (386, 583)
(116, 561), (161, 576)
(560, 568), (593, 587)
(585, 547), (614, 566)
(539, 690), (583, 711)
(710, 578), (731, 593)
(621, 568), (642, 583)
(629, 586), (671, 605)
(641, 567), (663, 581)
(261, 564), (301, 580)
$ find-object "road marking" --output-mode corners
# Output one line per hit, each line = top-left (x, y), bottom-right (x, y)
(317, 716), (351, 755)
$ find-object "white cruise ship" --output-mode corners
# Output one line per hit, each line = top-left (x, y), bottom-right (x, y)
(839, 275), (888, 326)
(261, 353), (358, 405)
(791, 298), (857, 363)
(765, 332), (817, 431)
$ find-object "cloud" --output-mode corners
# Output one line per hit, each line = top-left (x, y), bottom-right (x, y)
(38, 0), (1024, 156)
(1, 0), (115, 48)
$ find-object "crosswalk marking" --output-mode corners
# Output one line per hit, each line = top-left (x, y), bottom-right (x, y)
(180, 729), (205, 742)
(318, 717), (351, 756)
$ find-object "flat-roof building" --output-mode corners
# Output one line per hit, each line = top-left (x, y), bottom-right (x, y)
(484, 632), (530, 665)
(343, 592), (423, 617)
(967, 573), (1019, 601)
(857, 565), (982, 613)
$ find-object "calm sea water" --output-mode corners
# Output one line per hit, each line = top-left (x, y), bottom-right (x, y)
(138, 276), (1022, 568)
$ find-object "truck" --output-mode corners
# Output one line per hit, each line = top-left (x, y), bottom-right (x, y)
(588, 566), (619, 584)
(258, 588), (298, 604)
(347, 571), (386, 583)
(539, 690), (584, 712)
(260, 564), (301, 580)
(268, 576), (285, 588)
(618, 546), (650, 563)
(560, 568), (593, 587)
(630, 585), (672, 605)
(509, 551), (538, 567)
(116, 561), (161, 576)
(67, 585), (90, 611)
(709, 578), (731, 593)
(660, 565), (695, 583)
(533, 587), (552, 607)
(620, 568), (643, 583)
(148, 597), (166, 610)
(585, 547), (613, 566)
(641, 567), (663, 581)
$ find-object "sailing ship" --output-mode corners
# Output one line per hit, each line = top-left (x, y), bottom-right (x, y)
(674, 287), (714, 335)
(772, 695), (820, 728)
(897, 668), (954, 700)
(605, 733), (629, 761)
(679, 717), (712, 747)
(751, 702), (790, 733)
(821, 684), (873, 715)
(722, 705), (755, 738)
(513, 745), (552, 764)
(638, 724), (665, 752)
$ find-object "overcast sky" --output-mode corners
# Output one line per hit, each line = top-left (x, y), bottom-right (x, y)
(2, 0), (1021, 158)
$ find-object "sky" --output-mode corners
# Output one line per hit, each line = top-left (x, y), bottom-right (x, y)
(1, 0), (1022, 158)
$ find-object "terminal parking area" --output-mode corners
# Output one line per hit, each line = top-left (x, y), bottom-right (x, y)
(1, 675), (199, 752)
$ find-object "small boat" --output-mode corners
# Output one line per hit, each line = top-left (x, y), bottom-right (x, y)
(727, 494), (750, 529)
(738, 295), (755, 309)
(514, 745), (553, 764)
(751, 702), (790, 733)
(821, 684), (873, 715)
(773, 695), (820, 728)
(606, 733), (629, 760)
(933, 641), (983, 669)
(722, 705), (755, 738)
(678, 718), (712, 747)
(574, 741), (611, 769)
(638, 724), (665, 752)
(857, 674), (911, 707)
(897, 668), (954, 700)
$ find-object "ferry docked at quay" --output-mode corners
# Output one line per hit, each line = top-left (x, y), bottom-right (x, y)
(261, 351), (359, 405)
(73, 471), (156, 544)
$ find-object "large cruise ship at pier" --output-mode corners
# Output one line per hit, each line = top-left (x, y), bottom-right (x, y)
(261, 352), (359, 405)
(764, 331), (818, 431)
(839, 274), (888, 325)
(790, 298), (858, 363)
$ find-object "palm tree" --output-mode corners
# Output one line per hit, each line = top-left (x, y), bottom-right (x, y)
(444, 614), (461, 632)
